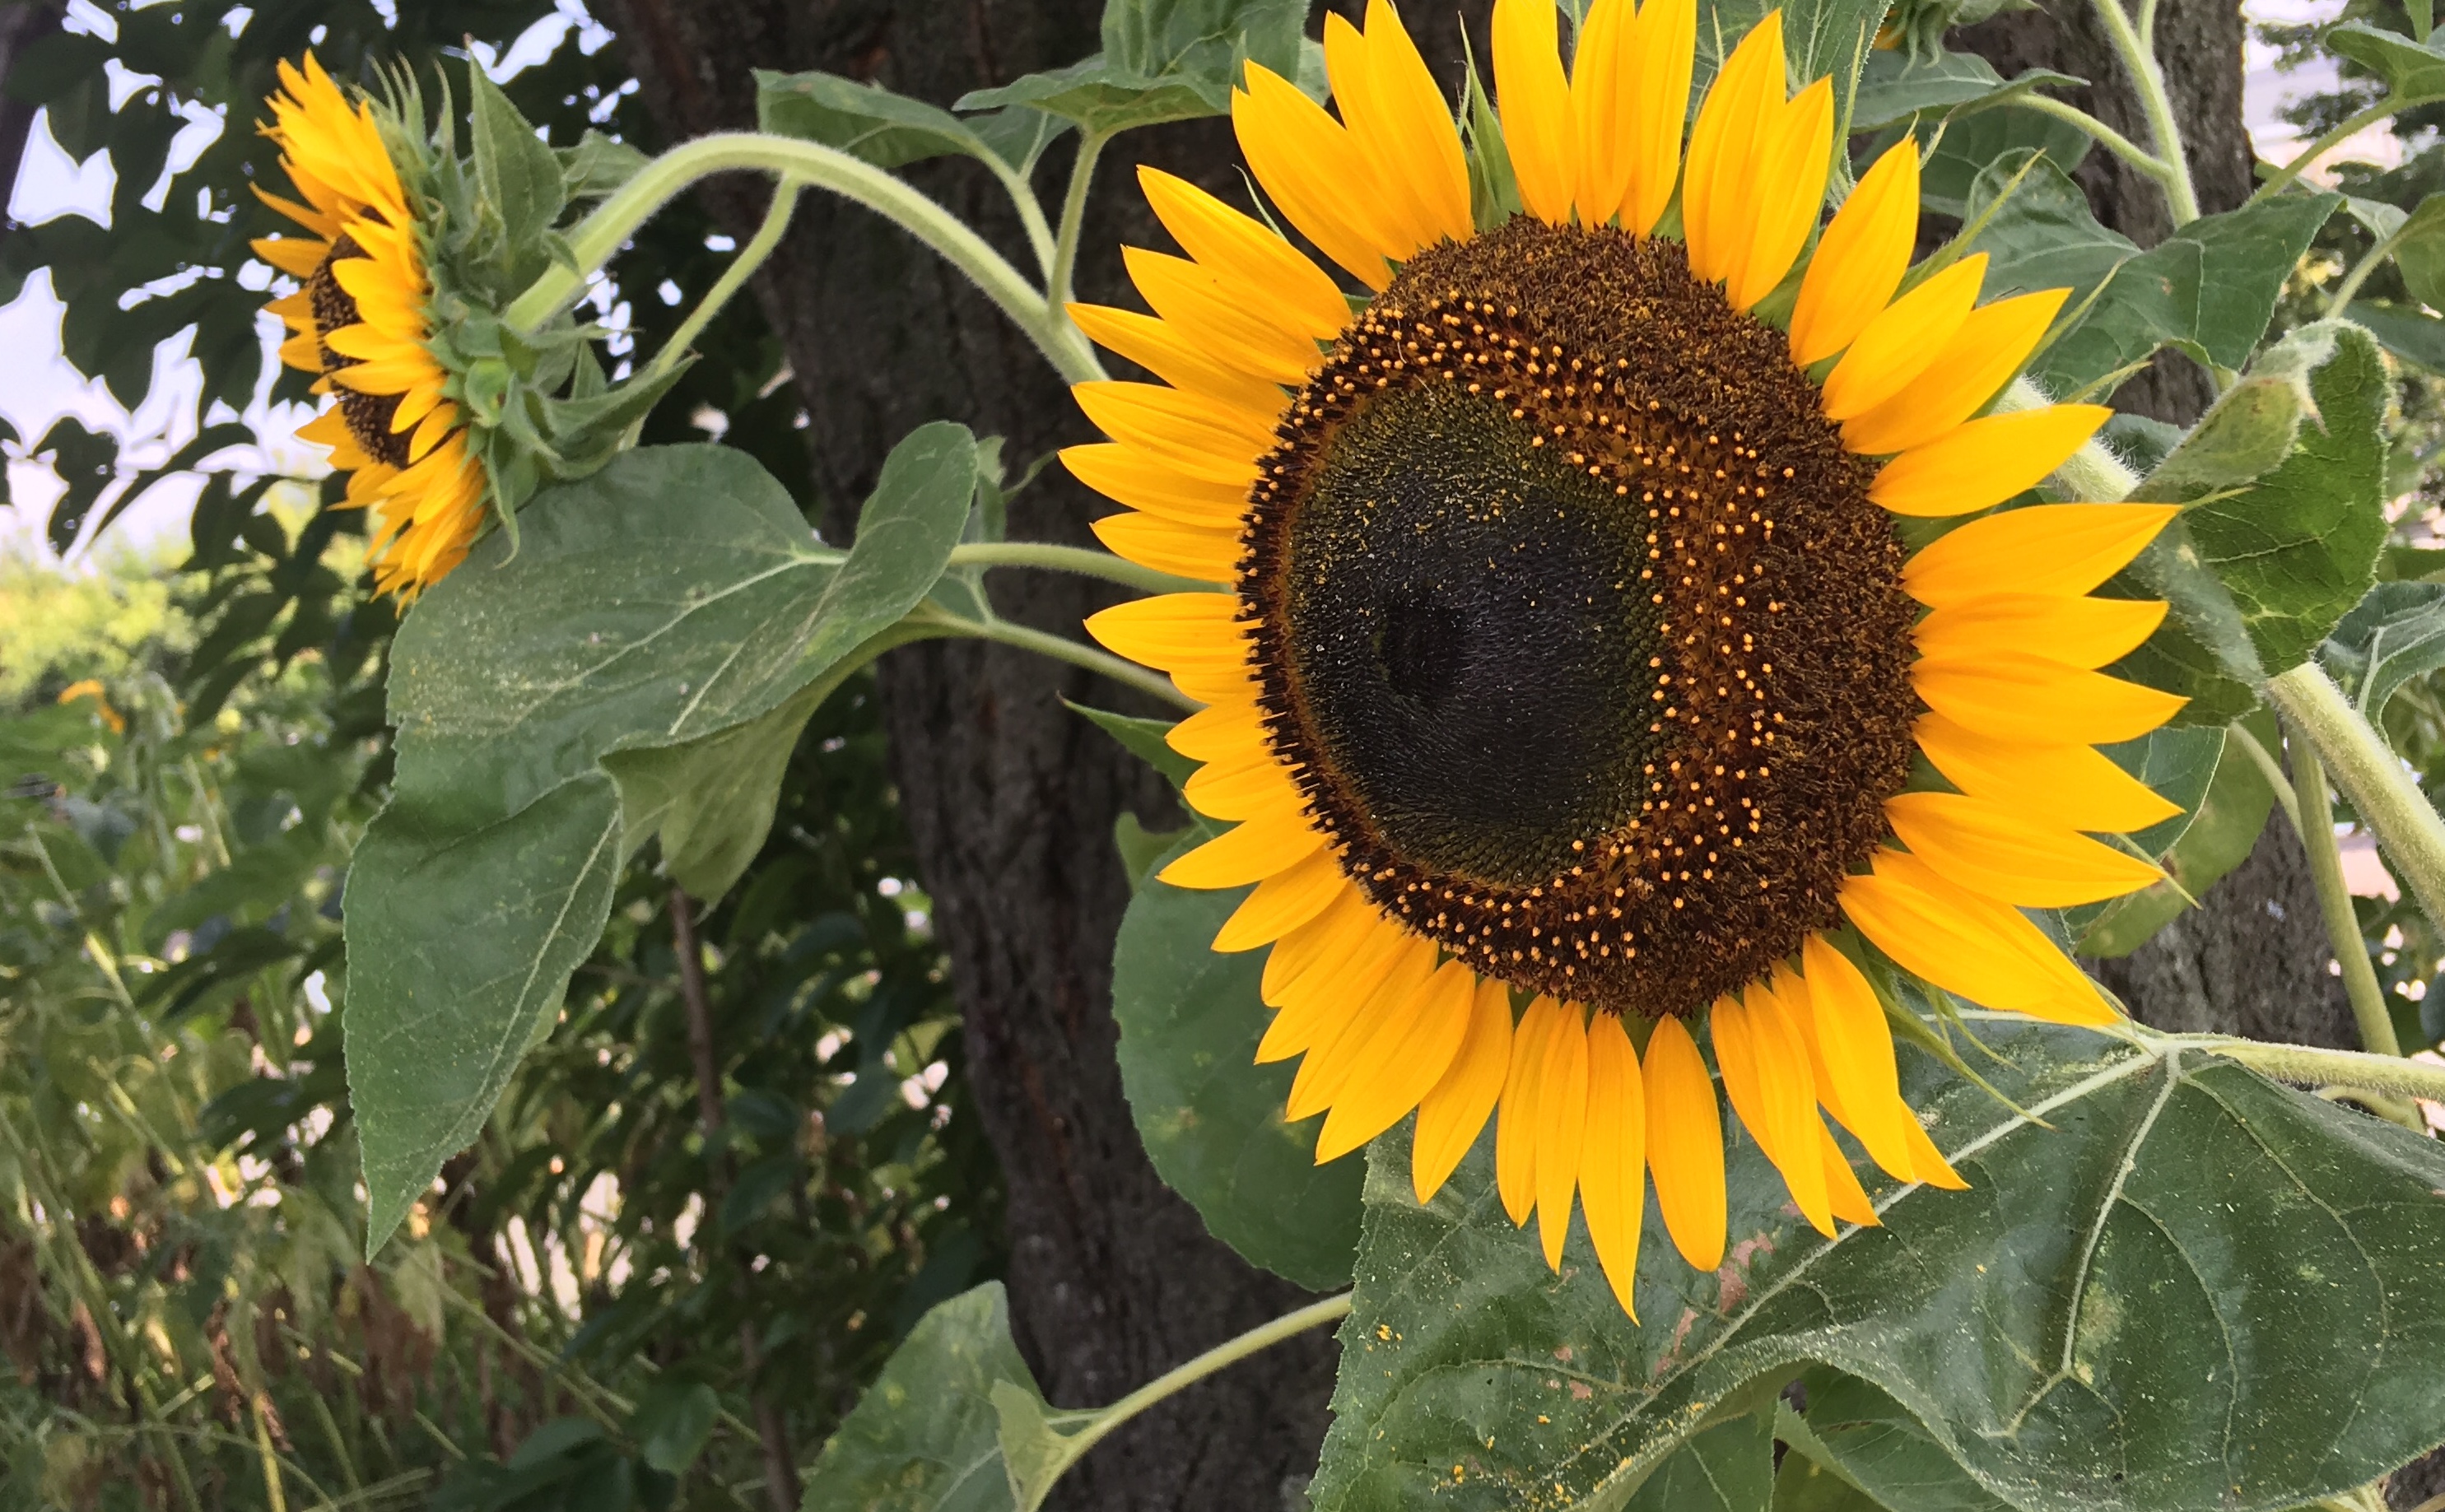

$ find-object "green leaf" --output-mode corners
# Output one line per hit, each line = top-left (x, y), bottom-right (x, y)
(2322, 579), (2445, 727)
(466, 63), (567, 256)
(557, 131), (649, 199)
(343, 776), (623, 1254)
(755, 70), (1062, 173)
(1920, 118), (2093, 223)
(603, 682), (818, 903)
(631, 1380), (721, 1476)
(2344, 299), (2445, 372)
(1309, 1023), (2445, 1512)
(2325, 21), (2445, 100)
(799, 1282), (1047, 1512)
(1772, 1449), (1886, 1511)
(1626, 1411), (1775, 1511)
(1109, 835), (1364, 1290)
(1700, 0), (1888, 91)
(1847, 50), (2082, 133)
(1064, 700), (1199, 786)
(1777, 1371), (2017, 1512)
(2387, 193), (2445, 309)
(2072, 725), (2277, 958)
(956, 0), (1306, 133)
(1967, 156), (2340, 396)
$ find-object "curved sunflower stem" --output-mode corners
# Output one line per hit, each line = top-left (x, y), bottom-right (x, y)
(946, 540), (1220, 597)
(2012, 95), (2182, 197)
(2085, 0), (2202, 226)
(1048, 129), (1113, 315)
(2328, 212), (2413, 314)
(2191, 1035), (2434, 1127)
(1007, 1294), (1353, 1511)
(505, 132), (1105, 385)
(2253, 95), (2445, 206)
(904, 602), (1199, 711)
(2266, 660), (2445, 949)
(646, 179), (802, 384)
(2284, 733), (2407, 1061)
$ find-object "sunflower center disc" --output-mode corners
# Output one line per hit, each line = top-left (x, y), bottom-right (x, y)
(1242, 219), (1921, 1018)
(309, 233), (412, 469)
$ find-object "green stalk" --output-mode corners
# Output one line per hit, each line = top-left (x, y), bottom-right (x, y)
(2087, 0), (2201, 225)
(1047, 129), (1112, 314)
(946, 541), (1221, 597)
(2253, 95), (2445, 205)
(2328, 213), (2412, 313)
(504, 133), (1102, 385)
(2266, 661), (2445, 943)
(2012, 95), (2182, 194)
(1019, 1293), (1353, 1509)
(647, 180), (803, 384)
(2200, 1033), (2445, 1105)
(2286, 739), (2410, 1069)
(904, 602), (1199, 711)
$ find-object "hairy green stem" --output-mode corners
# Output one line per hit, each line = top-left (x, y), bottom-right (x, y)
(2086, 0), (2200, 225)
(2266, 661), (2445, 942)
(917, 607), (1199, 712)
(2286, 738), (2407, 1064)
(2228, 722), (2303, 830)
(648, 180), (802, 384)
(1032, 1293), (1353, 1502)
(2254, 95), (2445, 205)
(2200, 1034), (2445, 1109)
(947, 541), (1220, 597)
(2013, 95), (2182, 193)
(504, 133), (1101, 384)
(2328, 212), (2410, 313)
(1048, 129), (1112, 314)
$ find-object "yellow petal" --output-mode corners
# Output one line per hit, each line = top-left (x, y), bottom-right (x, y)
(1313, 957), (1474, 1160)
(1325, 3), (1470, 255)
(1123, 247), (1323, 387)
(1645, 1012), (1726, 1270)
(1578, 1012), (1646, 1319)
(1787, 138), (1919, 366)
(1915, 591), (2167, 670)
(1714, 983), (1833, 1235)
(1184, 747), (1305, 821)
(1902, 503), (2179, 605)
(1791, 937), (1915, 1182)
(1083, 592), (1248, 671)
(1819, 1121), (1879, 1227)
(1535, 1005), (1590, 1271)
(1624, 0), (1698, 237)
(1068, 302), (1290, 419)
(1494, 0), (1577, 225)
(1233, 64), (1399, 290)
(1286, 934), (1441, 1121)
(1902, 1112), (1969, 1189)
(1913, 712), (2182, 833)
(1914, 650), (2186, 745)
(1884, 791), (2165, 906)
(1262, 913), (1417, 1064)
(1841, 288), (2070, 456)
(1261, 890), (1390, 1009)
(1159, 806), (1325, 889)
(1497, 996), (1560, 1226)
(1819, 254), (1986, 420)
(1092, 512), (1241, 583)
(1572, 0), (1635, 224)
(1215, 851), (1350, 952)
(252, 235), (330, 279)
(1073, 381), (1274, 482)
(1869, 405), (2112, 518)
(1061, 442), (1254, 529)
(1168, 696), (1268, 762)
(1683, 11), (1786, 286)
(1839, 849), (2117, 1025)
(1414, 977), (1515, 1202)
(1730, 77), (1834, 311)
(1138, 166), (1352, 341)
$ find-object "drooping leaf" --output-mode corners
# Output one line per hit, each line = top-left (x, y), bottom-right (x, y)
(1109, 835), (1365, 1290)
(1700, 0), (1888, 92)
(799, 1282), (1048, 1512)
(756, 70), (1065, 174)
(1626, 1411), (1776, 1511)
(1065, 700), (1199, 787)
(631, 1380), (721, 1477)
(1847, 50), (2081, 133)
(2323, 579), (2445, 728)
(957, 0), (1307, 133)
(344, 775), (625, 1253)
(467, 64), (567, 264)
(2326, 20), (2445, 100)
(2386, 192), (2445, 309)
(1309, 1022), (2445, 1512)
(2345, 299), (2445, 372)
(1775, 1370), (2018, 1512)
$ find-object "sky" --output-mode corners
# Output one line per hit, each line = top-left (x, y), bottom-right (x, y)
(0, 0), (2396, 569)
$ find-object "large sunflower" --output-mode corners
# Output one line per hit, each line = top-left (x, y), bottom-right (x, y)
(256, 55), (485, 600)
(1069, 0), (2187, 1314)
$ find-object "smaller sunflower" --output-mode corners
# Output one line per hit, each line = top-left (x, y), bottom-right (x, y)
(256, 56), (484, 600)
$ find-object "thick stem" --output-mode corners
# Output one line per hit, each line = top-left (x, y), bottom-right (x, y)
(2286, 739), (2405, 1058)
(670, 888), (803, 1512)
(1038, 1293), (1353, 1497)
(1047, 130), (1111, 314)
(504, 133), (1102, 385)
(2086, 0), (2201, 225)
(650, 180), (803, 383)
(2013, 95), (2182, 193)
(947, 541), (1220, 597)
(2266, 661), (2445, 942)
(2203, 1035), (2445, 1107)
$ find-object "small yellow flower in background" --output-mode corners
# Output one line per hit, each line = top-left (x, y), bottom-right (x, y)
(256, 55), (484, 601)
(1070, 0), (2185, 1317)
(56, 679), (125, 735)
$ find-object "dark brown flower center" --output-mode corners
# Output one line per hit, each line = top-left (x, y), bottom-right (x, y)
(1240, 219), (1919, 1018)
(309, 232), (411, 468)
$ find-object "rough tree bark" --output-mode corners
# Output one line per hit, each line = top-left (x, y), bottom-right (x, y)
(1956, 0), (2359, 1052)
(598, 4), (1465, 1505)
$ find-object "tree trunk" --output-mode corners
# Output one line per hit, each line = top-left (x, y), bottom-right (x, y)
(599, 4), (1483, 1505)
(1957, 0), (2358, 1049)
